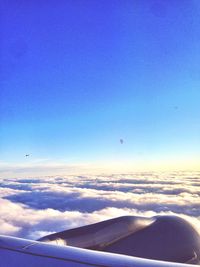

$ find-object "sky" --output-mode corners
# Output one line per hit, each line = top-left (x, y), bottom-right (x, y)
(1, 0), (200, 176)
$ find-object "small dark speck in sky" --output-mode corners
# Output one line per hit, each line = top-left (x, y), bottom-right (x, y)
(9, 39), (28, 59)
(150, 2), (167, 18)
(120, 139), (124, 144)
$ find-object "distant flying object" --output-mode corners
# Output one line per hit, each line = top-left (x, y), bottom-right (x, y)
(120, 139), (124, 144)
(25, 154), (30, 157)
(0, 215), (199, 267)
(0, 216), (200, 267)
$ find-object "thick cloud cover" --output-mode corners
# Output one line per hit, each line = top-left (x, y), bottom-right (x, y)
(0, 172), (200, 240)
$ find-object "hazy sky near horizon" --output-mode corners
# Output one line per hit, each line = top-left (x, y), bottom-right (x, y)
(1, 0), (200, 175)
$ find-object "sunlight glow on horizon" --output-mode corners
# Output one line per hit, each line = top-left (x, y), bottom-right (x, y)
(1, 157), (200, 178)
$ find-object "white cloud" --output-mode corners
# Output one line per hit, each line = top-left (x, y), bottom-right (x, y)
(0, 172), (200, 240)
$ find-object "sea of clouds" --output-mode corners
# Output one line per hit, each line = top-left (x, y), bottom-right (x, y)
(0, 171), (200, 240)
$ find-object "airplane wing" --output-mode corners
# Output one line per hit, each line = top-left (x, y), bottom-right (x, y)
(0, 234), (196, 267)
(38, 215), (200, 264)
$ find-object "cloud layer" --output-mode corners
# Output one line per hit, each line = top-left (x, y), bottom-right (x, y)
(0, 171), (200, 240)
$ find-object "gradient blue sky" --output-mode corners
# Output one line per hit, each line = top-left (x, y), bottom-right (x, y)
(1, 0), (200, 175)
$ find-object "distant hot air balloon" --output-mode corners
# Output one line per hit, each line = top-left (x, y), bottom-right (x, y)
(120, 139), (124, 144)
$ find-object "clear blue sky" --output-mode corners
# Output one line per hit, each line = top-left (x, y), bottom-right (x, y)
(1, 0), (200, 175)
